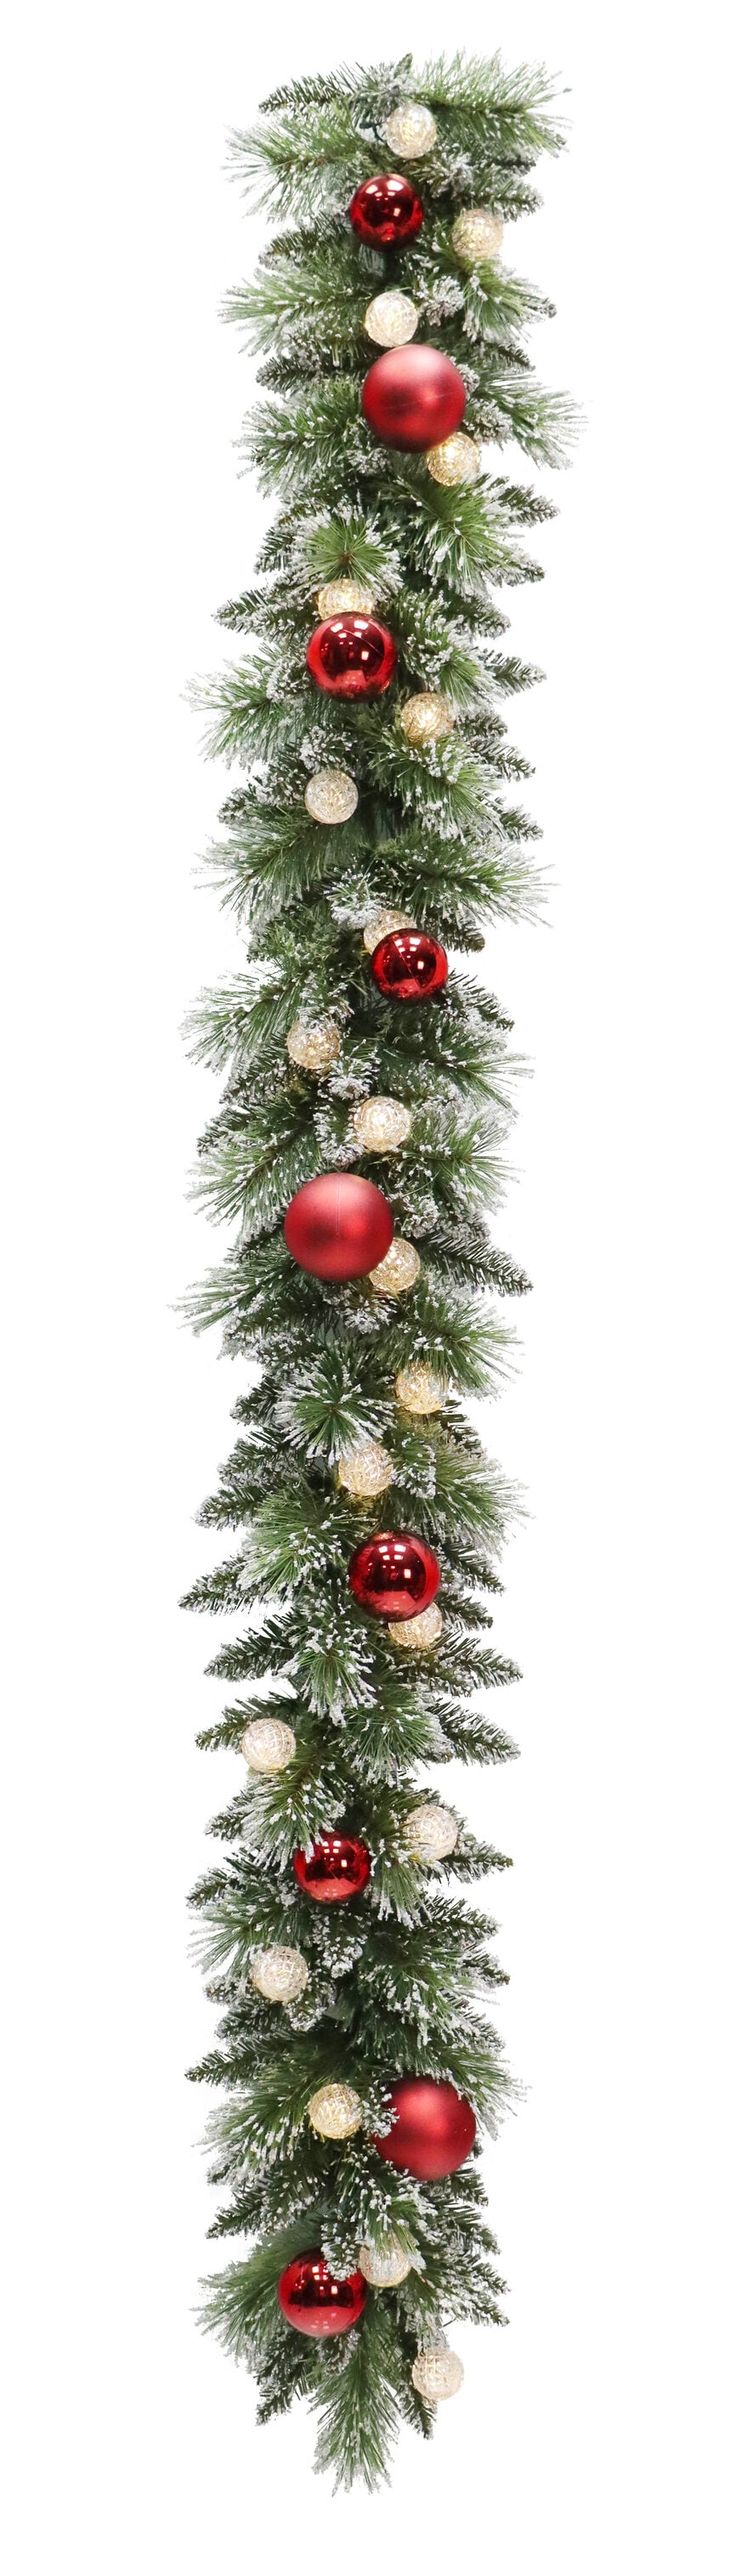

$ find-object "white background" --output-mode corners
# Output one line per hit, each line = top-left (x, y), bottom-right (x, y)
(2, 2), (735, 2542)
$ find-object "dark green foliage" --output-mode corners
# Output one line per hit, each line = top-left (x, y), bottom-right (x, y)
(186, 48), (566, 2489)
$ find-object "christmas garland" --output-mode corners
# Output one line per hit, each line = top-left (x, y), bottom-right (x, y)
(185, 51), (570, 2488)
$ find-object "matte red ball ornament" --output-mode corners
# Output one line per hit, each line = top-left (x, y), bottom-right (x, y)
(373, 2077), (477, 2180)
(371, 927), (449, 1002)
(362, 345), (466, 452)
(293, 1831), (372, 1903)
(348, 1531), (441, 1619)
(349, 172), (424, 248)
(277, 2249), (367, 2337)
(284, 1173), (394, 1281)
(306, 614), (397, 699)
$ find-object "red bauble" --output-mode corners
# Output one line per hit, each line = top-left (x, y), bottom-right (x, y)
(373, 2077), (477, 2181)
(371, 927), (449, 1002)
(284, 1173), (393, 1281)
(362, 345), (466, 452)
(306, 614), (397, 699)
(349, 172), (424, 248)
(348, 1531), (441, 1618)
(293, 1831), (372, 1903)
(277, 2250), (367, 2338)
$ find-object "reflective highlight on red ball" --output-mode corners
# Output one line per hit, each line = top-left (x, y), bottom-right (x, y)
(348, 1531), (441, 1618)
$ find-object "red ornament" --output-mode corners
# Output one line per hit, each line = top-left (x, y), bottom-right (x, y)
(277, 2250), (367, 2338)
(373, 2077), (477, 2181)
(349, 172), (424, 248)
(284, 1172), (393, 1282)
(371, 927), (449, 1002)
(306, 614), (397, 699)
(348, 1531), (441, 1618)
(293, 1831), (372, 1903)
(362, 345), (466, 452)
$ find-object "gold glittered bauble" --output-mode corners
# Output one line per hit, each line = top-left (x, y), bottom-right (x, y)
(411, 2345), (464, 2402)
(452, 206), (504, 266)
(358, 2236), (412, 2288)
(286, 1017), (342, 1074)
(395, 1362), (447, 1417)
(426, 432), (481, 487)
(389, 1600), (443, 1651)
(400, 692), (455, 747)
(383, 103), (438, 159)
(304, 769), (359, 826)
(363, 907), (413, 955)
(307, 2082), (363, 2140)
(369, 1236), (421, 1298)
(337, 1442), (395, 1499)
(364, 289), (419, 349)
(353, 1095), (412, 1154)
(240, 1717), (296, 1774)
(404, 1802), (459, 1862)
(251, 1944), (309, 2003)
(316, 577), (375, 619)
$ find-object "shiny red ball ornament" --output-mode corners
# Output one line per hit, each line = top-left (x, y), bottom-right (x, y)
(284, 1173), (393, 1281)
(277, 2249), (367, 2338)
(349, 172), (424, 248)
(362, 345), (466, 452)
(373, 2077), (477, 2181)
(293, 1831), (372, 1903)
(348, 1531), (441, 1619)
(371, 926), (449, 1002)
(306, 614), (397, 699)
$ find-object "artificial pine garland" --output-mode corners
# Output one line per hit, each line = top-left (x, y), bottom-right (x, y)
(184, 51), (570, 2488)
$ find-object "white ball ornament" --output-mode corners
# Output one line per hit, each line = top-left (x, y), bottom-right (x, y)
(369, 1236), (421, 1297)
(411, 2345), (464, 2402)
(353, 1095), (412, 1154)
(452, 207), (504, 266)
(426, 433), (481, 487)
(304, 769), (359, 826)
(363, 907), (413, 955)
(403, 1802), (459, 1862)
(307, 2082), (363, 2140)
(240, 1717), (296, 1775)
(400, 692), (455, 746)
(383, 103), (438, 159)
(364, 290), (419, 349)
(251, 1944), (309, 2004)
(389, 1600), (443, 1650)
(358, 2236), (412, 2288)
(395, 1362), (447, 1417)
(286, 1018), (342, 1075)
(337, 1442), (395, 1499)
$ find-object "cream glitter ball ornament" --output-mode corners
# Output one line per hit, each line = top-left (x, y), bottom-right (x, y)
(240, 1717), (296, 1774)
(369, 1236), (421, 1297)
(412, 2345), (464, 2402)
(307, 2083), (363, 2140)
(316, 577), (375, 618)
(364, 289), (419, 349)
(304, 769), (358, 826)
(286, 1017), (342, 1075)
(251, 1944), (309, 2004)
(358, 2236), (412, 2288)
(337, 1442), (395, 1499)
(426, 432), (480, 487)
(383, 102), (437, 158)
(395, 1362), (447, 1417)
(400, 692), (455, 746)
(452, 206), (504, 265)
(389, 1600), (443, 1651)
(404, 1802), (459, 1862)
(363, 907), (413, 955)
(353, 1095), (412, 1153)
